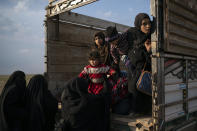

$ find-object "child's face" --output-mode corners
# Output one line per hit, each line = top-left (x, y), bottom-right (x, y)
(110, 39), (119, 47)
(89, 59), (100, 66)
(95, 36), (103, 46)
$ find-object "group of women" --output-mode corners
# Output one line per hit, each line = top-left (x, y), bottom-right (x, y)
(0, 72), (58, 131)
(91, 12), (152, 114)
(0, 12), (152, 131)
(60, 12), (153, 131)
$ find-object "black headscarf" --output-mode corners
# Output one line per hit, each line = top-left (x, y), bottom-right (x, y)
(3, 71), (26, 94)
(125, 13), (151, 50)
(25, 75), (57, 131)
(0, 71), (26, 131)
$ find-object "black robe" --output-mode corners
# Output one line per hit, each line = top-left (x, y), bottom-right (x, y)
(61, 77), (111, 131)
(25, 75), (58, 131)
(128, 46), (152, 114)
(0, 71), (26, 131)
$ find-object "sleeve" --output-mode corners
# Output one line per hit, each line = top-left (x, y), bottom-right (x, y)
(125, 28), (135, 50)
(110, 44), (120, 64)
(117, 32), (130, 55)
(108, 67), (116, 76)
(78, 67), (88, 79)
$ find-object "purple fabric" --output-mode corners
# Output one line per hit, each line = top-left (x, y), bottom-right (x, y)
(105, 34), (120, 42)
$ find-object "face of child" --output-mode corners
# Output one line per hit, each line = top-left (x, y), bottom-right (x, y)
(110, 39), (119, 47)
(141, 18), (151, 34)
(144, 39), (151, 52)
(95, 36), (103, 46)
(89, 59), (100, 66)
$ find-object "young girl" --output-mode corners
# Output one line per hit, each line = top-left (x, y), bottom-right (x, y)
(79, 51), (115, 95)
(91, 31), (112, 66)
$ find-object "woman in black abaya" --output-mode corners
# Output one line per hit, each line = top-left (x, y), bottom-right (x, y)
(0, 71), (26, 131)
(25, 75), (58, 131)
(61, 77), (111, 131)
(127, 13), (152, 114)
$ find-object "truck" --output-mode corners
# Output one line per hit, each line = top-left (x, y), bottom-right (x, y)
(45, 0), (197, 130)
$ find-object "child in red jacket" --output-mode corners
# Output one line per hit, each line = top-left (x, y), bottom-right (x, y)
(79, 51), (115, 95)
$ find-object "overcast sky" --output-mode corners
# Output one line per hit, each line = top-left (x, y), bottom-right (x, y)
(0, 0), (150, 75)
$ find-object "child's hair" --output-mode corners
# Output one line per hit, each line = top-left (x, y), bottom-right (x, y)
(88, 50), (101, 60)
(94, 31), (105, 41)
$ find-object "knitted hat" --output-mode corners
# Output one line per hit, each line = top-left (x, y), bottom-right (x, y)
(105, 26), (120, 42)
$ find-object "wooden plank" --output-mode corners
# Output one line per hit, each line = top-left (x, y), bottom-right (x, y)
(47, 18), (59, 41)
(165, 0), (197, 57)
(58, 21), (98, 43)
(47, 43), (90, 57)
(169, 13), (197, 33)
(48, 72), (78, 81)
(169, 22), (197, 42)
(47, 0), (98, 17)
(48, 40), (91, 47)
(111, 114), (152, 130)
(48, 55), (88, 65)
(174, 0), (197, 13)
(59, 12), (130, 32)
(167, 44), (197, 57)
(169, 35), (197, 50)
(168, 1), (197, 23)
(48, 64), (85, 73)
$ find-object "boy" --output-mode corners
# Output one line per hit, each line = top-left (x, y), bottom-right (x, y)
(79, 51), (115, 95)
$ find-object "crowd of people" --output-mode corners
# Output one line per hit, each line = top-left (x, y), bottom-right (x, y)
(0, 13), (152, 131)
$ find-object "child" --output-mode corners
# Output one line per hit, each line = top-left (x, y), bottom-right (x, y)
(79, 51), (115, 95)
(105, 26), (133, 72)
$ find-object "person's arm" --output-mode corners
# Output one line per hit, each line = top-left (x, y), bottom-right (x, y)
(110, 44), (120, 64)
(78, 67), (88, 79)
(117, 32), (130, 55)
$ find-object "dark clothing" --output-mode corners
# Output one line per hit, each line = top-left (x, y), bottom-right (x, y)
(128, 46), (152, 113)
(61, 77), (111, 131)
(110, 27), (150, 65)
(25, 75), (58, 131)
(0, 71), (26, 131)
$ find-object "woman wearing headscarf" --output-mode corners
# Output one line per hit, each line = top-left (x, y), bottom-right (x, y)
(128, 36), (152, 114)
(25, 75), (58, 131)
(106, 13), (152, 114)
(61, 77), (111, 131)
(0, 71), (26, 131)
(126, 13), (152, 114)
